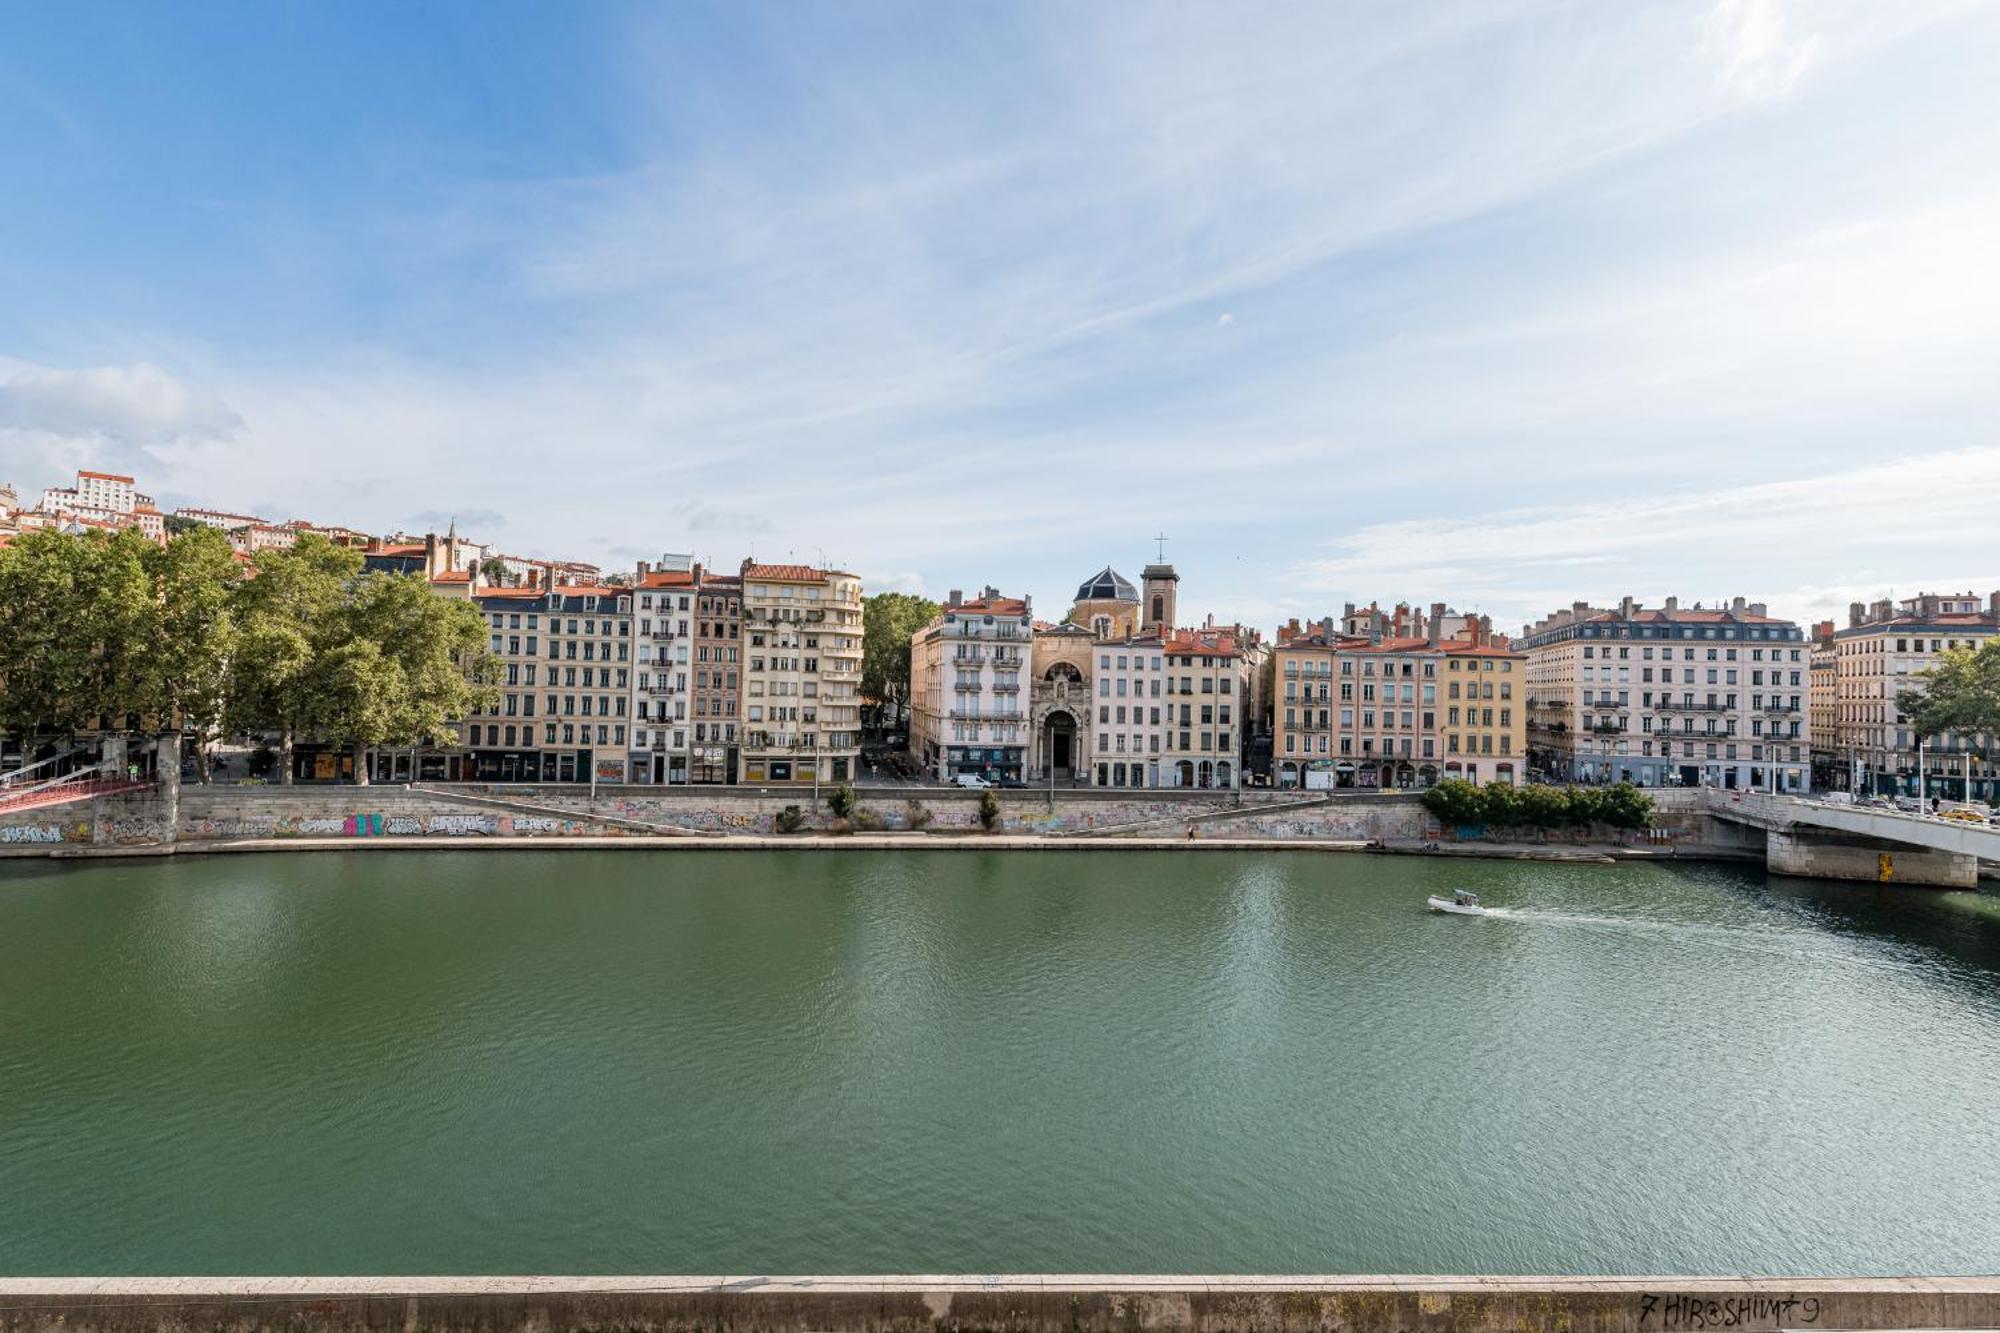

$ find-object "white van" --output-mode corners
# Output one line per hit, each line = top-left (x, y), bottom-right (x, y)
(954, 773), (992, 790)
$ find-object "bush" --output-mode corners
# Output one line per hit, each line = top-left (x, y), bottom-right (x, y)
(853, 808), (886, 832)
(1597, 782), (1654, 830)
(978, 788), (1001, 831)
(826, 783), (856, 820)
(775, 805), (803, 834)
(904, 798), (932, 830)
(246, 745), (276, 778)
(1421, 778), (1484, 827)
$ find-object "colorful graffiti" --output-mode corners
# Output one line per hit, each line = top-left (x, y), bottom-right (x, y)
(2, 824), (66, 844)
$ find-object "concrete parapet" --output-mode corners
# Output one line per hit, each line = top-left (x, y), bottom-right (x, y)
(0, 1276), (1994, 1333)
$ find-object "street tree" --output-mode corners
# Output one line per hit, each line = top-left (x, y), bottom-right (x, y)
(1901, 641), (2000, 765)
(861, 591), (939, 730)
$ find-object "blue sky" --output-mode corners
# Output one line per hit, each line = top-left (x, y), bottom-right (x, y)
(3, 0), (1998, 632)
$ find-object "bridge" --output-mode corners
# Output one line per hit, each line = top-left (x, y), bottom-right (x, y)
(1705, 790), (1998, 887)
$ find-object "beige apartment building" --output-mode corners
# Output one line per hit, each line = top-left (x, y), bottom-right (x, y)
(1832, 591), (2000, 800)
(463, 578), (633, 785)
(1518, 595), (1807, 792)
(910, 588), (1033, 785)
(739, 562), (864, 785)
(1159, 627), (1246, 789)
(1809, 621), (1838, 789)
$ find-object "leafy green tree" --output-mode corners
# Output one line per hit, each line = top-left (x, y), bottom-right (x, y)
(1513, 784), (1568, 830)
(1478, 781), (1521, 829)
(1421, 778), (1484, 826)
(1561, 786), (1604, 827)
(1901, 641), (2000, 757)
(861, 591), (940, 729)
(478, 556), (513, 587)
(338, 571), (498, 782)
(0, 529), (155, 756)
(826, 783), (856, 820)
(1596, 782), (1655, 831)
(225, 536), (363, 783)
(978, 787), (1001, 831)
(142, 526), (241, 781)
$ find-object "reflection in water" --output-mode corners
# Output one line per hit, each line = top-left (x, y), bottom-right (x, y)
(0, 849), (1996, 1277)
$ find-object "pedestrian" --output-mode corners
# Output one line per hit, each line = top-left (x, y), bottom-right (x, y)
(1186, 822), (1197, 841)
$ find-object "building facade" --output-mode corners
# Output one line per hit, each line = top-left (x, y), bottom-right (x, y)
(1809, 620), (1840, 790)
(1160, 627), (1245, 789)
(739, 562), (864, 785)
(632, 557), (696, 783)
(909, 588), (1032, 784)
(1519, 596), (1808, 791)
(1087, 634), (1165, 788)
(464, 581), (633, 783)
(1832, 591), (2000, 800)
(689, 571), (743, 784)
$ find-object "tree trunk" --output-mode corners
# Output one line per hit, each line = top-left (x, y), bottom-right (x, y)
(354, 741), (371, 786)
(195, 735), (212, 785)
(279, 727), (295, 785)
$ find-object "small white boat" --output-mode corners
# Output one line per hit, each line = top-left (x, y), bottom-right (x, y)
(1427, 890), (1487, 916)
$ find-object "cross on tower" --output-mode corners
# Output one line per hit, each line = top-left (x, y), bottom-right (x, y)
(1154, 532), (1169, 563)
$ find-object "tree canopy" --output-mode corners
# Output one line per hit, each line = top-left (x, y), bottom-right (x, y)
(1421, 779), (1653, 832)
(1901, 641), (2000, 748)
(1, 528), (495, 781)
(861, 591), (940, 714)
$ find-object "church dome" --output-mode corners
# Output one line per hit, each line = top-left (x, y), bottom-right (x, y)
(1076, 566), (1137, 603)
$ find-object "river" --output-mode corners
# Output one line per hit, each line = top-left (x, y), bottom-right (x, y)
(2, 849), (1997, 1275)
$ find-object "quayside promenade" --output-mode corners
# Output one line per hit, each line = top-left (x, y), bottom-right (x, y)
(1, 1276), (1996, 1333)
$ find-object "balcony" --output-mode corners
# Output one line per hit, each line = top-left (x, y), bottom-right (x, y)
(1654, 699), (1732, 713)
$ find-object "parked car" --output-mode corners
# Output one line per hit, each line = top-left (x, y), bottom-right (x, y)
(953, 773), (992, 790)
(1818, 791), (1856, 805)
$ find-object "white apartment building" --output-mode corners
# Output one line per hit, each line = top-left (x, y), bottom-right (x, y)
(631, 556), (696, 784)
(1088, 635), (1166, 788)
(40, 469), (140, 516)
(1519, 595), (1808, 792)
(1833, 591), (2000, 800)
(739, 562), (864, 786)
(910, 589), (1033, 784)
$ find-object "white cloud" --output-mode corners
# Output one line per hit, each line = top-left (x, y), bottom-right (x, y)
(1293, 449), (2000, 631)
(1701, 0), (1820, 100)
(0, 361), (241, 443)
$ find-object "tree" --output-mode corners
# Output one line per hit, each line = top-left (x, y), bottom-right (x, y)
(1513, 784), (1568, 831)
(142, 526), (241, 781)
(861, 592), (940, 730)
(1596, 782), (1655, 831)
(826, 783), (856, 820)
(338, 571), (498, 782)
(225, 536), (363, 783)
(0, 529), (155, 757)
(978, 787), (1001, 831)
(1901, 641), (2000, 759)
(478, 556), (513, 587)
(1478, 781), (1520, 829)
(1421, 778), (1484, 827)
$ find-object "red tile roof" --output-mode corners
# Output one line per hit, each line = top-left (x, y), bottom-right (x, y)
(638, 569), (696, 588)
(78, 470), (134, 483)
(431, 571), (472, 584)
(949, 597), (1029, 616)
(743, 562), (832, 582)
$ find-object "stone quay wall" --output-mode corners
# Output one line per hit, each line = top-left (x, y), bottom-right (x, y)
(0, 1276), (1994, 1333)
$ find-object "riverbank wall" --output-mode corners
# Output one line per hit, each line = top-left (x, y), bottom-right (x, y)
(0, 782), (1750, 861)
(0, 1275), (1994, 1333)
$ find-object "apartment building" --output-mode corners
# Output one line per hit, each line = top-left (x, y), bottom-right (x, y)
(632, 557), (696, 783)
(910, 588), (1033, 784)
(1437, 636), (1526, 784)
(739, 562), (864, 785)
(690, 571), (743, 784)
(1518, 595), (1808, 792)
(1833, 591), (2000, 800)
(1809, 621), (1840, 790)
(1272, 620), (1342, 788)
(463, 580), (632, 784)
(1160, 627), (1245, 789)
(1085, 633), (1165, 788)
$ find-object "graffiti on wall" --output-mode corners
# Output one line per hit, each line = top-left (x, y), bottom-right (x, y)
(2, 823), (68, 844)
(180, 809), (591, 840)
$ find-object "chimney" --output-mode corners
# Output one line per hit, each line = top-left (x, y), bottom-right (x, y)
(1619, 596), (1635, 619)
(1990, 590), (2000, 621)
(1664, 596), (1678, 614)
(1748, 603), (1767, 618)
(1848, 601), (1865, 628)
(1920, 594), (1941, 620)
(637, 560), (650, 577)
(424, 532), (439, 578)
(1731, 596), (1746, 615)
(692, 561), (703, 582)
(948, 588), (963, 606)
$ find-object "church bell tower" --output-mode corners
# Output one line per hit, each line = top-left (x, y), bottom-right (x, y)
(1141, 539), (1179, 635)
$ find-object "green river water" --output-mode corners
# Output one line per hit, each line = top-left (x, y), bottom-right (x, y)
(2, 849), (1998, 1275)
